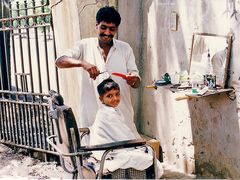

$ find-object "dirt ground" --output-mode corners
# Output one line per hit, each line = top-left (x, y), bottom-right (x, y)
(0, 144), (71, 179)
(0, 143), (195, 179)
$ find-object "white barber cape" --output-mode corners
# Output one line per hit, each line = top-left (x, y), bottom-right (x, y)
(89, 104), (153, 172)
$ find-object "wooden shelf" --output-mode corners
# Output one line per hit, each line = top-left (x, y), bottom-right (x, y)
(146, 84), (234, 101)
(173, 87), (234, 101)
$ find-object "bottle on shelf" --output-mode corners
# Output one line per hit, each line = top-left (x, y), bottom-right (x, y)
(206, 49), (213, 75)
(205, 49), (216, 89)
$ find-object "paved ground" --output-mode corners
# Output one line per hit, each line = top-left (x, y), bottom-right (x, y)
(0, 143), (196, 179)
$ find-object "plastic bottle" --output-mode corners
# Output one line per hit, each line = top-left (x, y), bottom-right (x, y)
(205, 49), (216, 88)
(206, 49), (213, 75)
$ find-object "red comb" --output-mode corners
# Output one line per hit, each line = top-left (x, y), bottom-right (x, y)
(112, 72), (127, 79)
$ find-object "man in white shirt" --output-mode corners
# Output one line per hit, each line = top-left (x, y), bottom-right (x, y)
(55, 6), (140, 137)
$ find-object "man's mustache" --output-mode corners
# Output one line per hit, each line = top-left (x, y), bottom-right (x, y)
(100, 34), (114, 38)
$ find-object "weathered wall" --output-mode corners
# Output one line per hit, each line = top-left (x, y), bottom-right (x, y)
(122, 0), (240, 178)
(50, 0), (82, 123)
(51, 0), (240, 178)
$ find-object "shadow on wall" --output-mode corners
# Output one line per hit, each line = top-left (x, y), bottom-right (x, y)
(141, 0), (189, 130)
(140, 0), (193, 174)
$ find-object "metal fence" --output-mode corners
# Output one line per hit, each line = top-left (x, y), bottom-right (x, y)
(0, 0), (59, 156)
(0, 90), (57, 155)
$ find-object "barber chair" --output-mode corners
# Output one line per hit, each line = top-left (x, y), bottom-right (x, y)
(46, 90), (156, 179)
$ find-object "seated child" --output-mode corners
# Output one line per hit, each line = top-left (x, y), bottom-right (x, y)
(89, 78), (163, 177)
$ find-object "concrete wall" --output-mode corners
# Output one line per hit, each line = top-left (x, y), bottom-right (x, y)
(123, 0), (240, 178)
(51, 0), (240, 178)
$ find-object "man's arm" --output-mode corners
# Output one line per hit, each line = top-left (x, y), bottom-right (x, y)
(55, 55), (83, 68)
(55, 55), (100, 80)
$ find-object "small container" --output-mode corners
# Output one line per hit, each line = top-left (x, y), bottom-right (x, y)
(204, 74), (216, 89)
(192, 82), (199, 93)
(170, 73), (180, 85)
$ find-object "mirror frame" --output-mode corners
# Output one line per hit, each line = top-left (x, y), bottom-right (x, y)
(188, 32), (233, 88)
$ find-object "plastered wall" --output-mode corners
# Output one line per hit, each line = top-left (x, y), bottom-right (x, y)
(51, 0), (240, 178)
(118, 0), (240, 178)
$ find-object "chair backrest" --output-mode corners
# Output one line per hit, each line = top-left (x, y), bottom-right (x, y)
(48, 90), (95, 179)
(49, 90), (81, 153)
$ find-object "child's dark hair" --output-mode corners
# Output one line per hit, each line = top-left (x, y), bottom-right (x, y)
(97, 78), (120, 96)
(96, 6), (121, 27)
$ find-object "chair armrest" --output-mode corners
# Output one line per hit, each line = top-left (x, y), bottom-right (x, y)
(78, 127), (90, 140)
(90, 139), (147, 179)
(82, 139), (146, 151)
(47, 135), (145, 156)
(46, 135), (91, 157)
(79, 127), (90, 133)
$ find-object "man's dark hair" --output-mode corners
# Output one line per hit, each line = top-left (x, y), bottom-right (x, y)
(97, 78), (120, 96)
(96, 6), (121, 27)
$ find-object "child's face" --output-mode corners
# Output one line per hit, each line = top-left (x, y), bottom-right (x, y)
(100, 89), (120, 108)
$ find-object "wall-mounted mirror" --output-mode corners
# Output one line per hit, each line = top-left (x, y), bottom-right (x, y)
(188, 33), (233, 88)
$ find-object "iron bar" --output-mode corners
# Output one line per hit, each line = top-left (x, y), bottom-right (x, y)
(33, 100), (40, 147)
(31, 105), (38, 147)
(0, 90), (49, 96)
(16, 2), (26, 92)
(3, 101), (9, 140)
(6, 100), (13, 142)
(27, 104), (34, 147)
(0, 13), (51, 24)
(51, 18), (59, 92)
(23, 103), (29, 146)
(2, 31), (10, 90)
(0, 60), (3, 90)
(11, 32), (27, 36)
(0, 33), (3, 89)
(14, 103), (21, 144)
(43, 106), (50, 150)
(9, 1), (48, 11)
(0, 23), (51, 31)
(41, 0), (50, 91)
(0, 141), (58, 155)
(11, 102), (18, 144)
(16, 94), (23, 145)
(0, 0), (4, 89)
(0, 99), (4, 140)
(10, 101), (16, 144)
(24, 1), (34, 92)
(21, 98), (27, 146)
(24, 94), (33, 147)
(10, 101), (15, 143)
(33, 15), (42, 93)
(9, 3), (19, 92)
(35, 104), (42, 149)
(40, 105), (46, 149)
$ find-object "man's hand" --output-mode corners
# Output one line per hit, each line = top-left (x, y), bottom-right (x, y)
(125, 72), (140, 88)
(82, 61), (100, 80)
